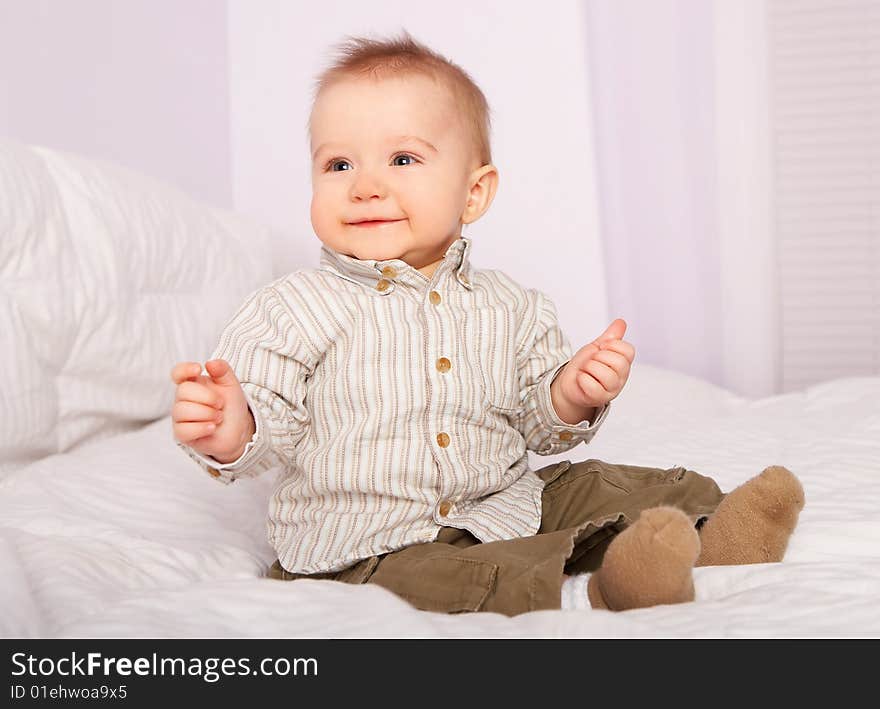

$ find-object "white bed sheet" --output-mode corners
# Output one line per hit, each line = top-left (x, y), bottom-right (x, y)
(2, 364), (879, 638)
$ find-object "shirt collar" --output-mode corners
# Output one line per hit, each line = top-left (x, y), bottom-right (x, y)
(319, 236), (473, 295)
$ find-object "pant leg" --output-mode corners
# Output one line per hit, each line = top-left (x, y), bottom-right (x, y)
(361, 522), (588, 616)
(537, 458), (726, 575)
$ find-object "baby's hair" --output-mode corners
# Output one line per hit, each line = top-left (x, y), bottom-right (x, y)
(309, 30), (492, 166)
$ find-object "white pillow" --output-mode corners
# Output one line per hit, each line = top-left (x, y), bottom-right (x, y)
(0, 140), (274, 476)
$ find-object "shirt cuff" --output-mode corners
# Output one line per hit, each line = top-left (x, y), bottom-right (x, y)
(178, 390), (266, 484)
(536, 360), (612, 439)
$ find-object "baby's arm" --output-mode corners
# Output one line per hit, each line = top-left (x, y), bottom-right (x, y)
(172, 284), (313, 484)
(511, 290), (613, 456)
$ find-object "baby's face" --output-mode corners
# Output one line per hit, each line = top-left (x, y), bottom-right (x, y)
(310, 74), (482, 271)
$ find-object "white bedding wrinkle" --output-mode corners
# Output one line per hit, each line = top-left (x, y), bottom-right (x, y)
(2, 364), (878, 638)
(0, 534), (44, 638)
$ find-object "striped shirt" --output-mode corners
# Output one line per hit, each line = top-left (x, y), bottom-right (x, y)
(177, 236), (610, 574)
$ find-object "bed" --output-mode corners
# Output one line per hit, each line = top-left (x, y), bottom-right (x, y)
(2, 140), (879, 638)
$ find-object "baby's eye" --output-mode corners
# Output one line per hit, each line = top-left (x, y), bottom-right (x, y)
(328, 159), (352, 172)
(391, 154), (418, 167)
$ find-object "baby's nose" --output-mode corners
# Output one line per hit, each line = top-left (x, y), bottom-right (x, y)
(350, 172), (387, 201)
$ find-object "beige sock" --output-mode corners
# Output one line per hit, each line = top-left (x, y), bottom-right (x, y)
(696, 465), (805, 567)
(587, 506), (700, 611)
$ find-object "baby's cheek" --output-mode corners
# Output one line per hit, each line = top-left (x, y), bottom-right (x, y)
(310, 193), (338, 238)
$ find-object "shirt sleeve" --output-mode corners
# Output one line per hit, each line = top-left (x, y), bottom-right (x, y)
(513, 289), (611, 456)
(176, 284), (314, 484)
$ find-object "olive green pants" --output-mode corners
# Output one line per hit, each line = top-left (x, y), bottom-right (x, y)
(267, 458), (725, 616)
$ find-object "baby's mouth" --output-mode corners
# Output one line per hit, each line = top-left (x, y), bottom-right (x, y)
(347, 219), (405, 228)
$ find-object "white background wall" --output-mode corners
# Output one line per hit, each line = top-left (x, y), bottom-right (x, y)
(585, 0), (725, 391)
(586, 0), (780, 397)
(0, 0), (233, 207)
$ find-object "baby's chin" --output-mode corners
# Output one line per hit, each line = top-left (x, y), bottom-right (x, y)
(331, 229), (415, 262)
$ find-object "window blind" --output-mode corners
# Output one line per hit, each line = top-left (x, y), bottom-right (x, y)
(769, 0), (879, 392)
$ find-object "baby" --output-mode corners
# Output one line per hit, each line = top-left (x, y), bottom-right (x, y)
(171, 33), (804, 615)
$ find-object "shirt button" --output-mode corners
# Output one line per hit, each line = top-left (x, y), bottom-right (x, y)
(429, 290), (441, 305)
(436, 357), (451, 373)
(381, 266), (398, 279)
(208, 467), (221, 477)
(376, 279), (391, 292)
(436, 432), (450, 448)
(438, 500), (453, 517)
(559, 431), (573, 441)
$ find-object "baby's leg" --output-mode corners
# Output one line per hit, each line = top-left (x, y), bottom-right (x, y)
(566, 466), (805, 610)
(695, 465), (804, 566)
(583, 506), (700, 611)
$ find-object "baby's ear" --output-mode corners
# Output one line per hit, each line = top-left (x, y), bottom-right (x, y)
(462, 164), (499, 224)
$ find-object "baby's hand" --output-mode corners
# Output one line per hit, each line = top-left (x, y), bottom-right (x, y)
(559, 319), (635, 410)
(170, 359), (256, 464)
